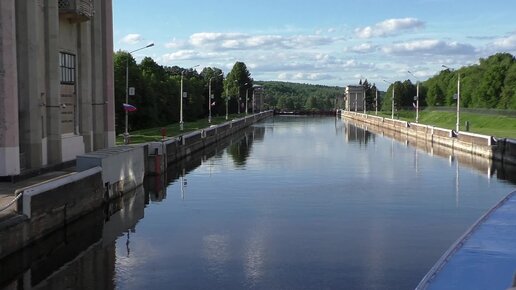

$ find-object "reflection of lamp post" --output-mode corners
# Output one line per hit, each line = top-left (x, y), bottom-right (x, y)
(208, 73), (223, 123)
(383, 80), (395, 119)
(408, 70), (420, 123)
(442, 65), (461, 132)
(180, 64), (199, 131)
(124, 43), (154, 144)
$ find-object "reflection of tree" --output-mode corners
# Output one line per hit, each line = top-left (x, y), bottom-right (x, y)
(227, 133), (252, 167)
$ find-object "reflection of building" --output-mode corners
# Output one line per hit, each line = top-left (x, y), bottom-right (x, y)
(344, 85), (365, 112)
(0, 0), (115, 178)
(344, 122), (373, 145)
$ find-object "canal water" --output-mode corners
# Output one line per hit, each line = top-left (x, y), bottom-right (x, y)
(2, 116), (516, 290)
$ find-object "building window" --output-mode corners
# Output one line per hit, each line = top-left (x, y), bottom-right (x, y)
(60, 52), (76, 84)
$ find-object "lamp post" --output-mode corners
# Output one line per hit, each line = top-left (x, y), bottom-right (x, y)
(363, 87), (366, 114)
(208, 73), (223, 124)
(383, 80), (395, 119)
(225, 80), (229, 120)
(235, 80), (241, 114)
(408, 70), (420, 123)
(375, 85), (378, 115)
(442, 65), (461, 132)
(244, 82), (249, 115)
(180, 64), (199, 131)
(124, 43), (154, 144)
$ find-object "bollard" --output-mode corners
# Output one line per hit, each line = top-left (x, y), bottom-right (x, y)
(161, 127), (167, 140)
(465, 121), (470, 132)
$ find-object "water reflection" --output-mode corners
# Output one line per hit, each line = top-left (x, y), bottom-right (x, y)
(1, 117), (515, 290)
(343, 121), (375, 145)
(344, 118), (516, 185)
(0, 186), (145, 290)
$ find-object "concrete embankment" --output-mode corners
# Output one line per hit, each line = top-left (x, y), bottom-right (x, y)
(0, 111), (273, 260)
(342, 111), (516, 165)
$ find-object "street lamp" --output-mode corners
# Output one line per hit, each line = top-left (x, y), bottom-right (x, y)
(225, 80), (229, 120)
(362, 85), (366, 114)
(244, 82), (249, 115)
(374, 84), (378, 116)
(124, 43), (154, 144)
(180, 64), (200, 131)
(408, 70), (420, 123)
(442, 65), (461, 132)
(383, 80), (395, 119)
(208, 73), (223, 123)
(234, 80), (241, 114)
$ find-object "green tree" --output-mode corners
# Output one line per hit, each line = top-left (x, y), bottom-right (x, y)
(499, 63), (516, 109)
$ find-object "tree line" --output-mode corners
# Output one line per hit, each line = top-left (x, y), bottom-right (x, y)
(381, 53), (516, 112)
(113, 52), (254, 133)
(256, 81), (344, 111)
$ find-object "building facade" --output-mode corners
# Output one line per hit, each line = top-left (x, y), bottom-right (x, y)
(0, 0), (115, 177)
(345, 85), (365, 112)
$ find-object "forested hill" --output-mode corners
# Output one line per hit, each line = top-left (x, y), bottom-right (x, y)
(255, 81), (344, 111)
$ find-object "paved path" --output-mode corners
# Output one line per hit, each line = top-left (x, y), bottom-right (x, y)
(0, 169), (76, 222)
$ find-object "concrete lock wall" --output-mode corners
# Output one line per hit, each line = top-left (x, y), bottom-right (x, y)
(342, 111), (499, 160)
(0, 111), (273, 259)
(0, 167), (104, 260)
(148, 111), (274, 175)
(76, 145), (145, 199)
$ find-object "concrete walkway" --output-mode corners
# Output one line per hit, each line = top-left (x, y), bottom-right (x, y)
(0, 168), (76, 222)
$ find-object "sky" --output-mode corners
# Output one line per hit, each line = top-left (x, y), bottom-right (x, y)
(113, 0), (516, 90)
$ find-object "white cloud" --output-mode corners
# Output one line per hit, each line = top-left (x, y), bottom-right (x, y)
(278, 72), (333, 81)
(492, 34), (516, 50)
(165, 38), (187, 49)
(350, 43), (378, 53)
(355, 18), (425, 38)
(121, 33), (142, 44)
(166, 32), (336, 52)
(382, 39), (476, 55)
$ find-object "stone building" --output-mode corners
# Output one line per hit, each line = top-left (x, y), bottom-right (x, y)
(345, 85), (365, 112)
(0, 0), (115, 178)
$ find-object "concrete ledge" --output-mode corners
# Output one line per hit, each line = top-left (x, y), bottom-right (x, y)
(76, 145), (145, 198)
(0, 167), (104, 260)
(160, 111), (273, 165)
(342, 111), (497, 160)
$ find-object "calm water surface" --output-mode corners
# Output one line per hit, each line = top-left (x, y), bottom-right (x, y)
(113, 116), (515, 290)
(2, 116), (515, 290)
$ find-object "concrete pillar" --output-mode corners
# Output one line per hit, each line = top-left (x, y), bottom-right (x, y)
(44, 0), (62, 164)
(15, 0), (43, 169)
(0, 0), (20, 176)
(91, 0), (105, 150)
(102, 0), (115, 147)
(78, 22), (93, 152)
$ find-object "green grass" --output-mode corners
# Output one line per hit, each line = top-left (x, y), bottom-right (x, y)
(375, 110), (516, 138)
(117, 114), (248, 144)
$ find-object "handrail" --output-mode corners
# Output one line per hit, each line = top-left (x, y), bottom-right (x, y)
(0, 190), (23, 213)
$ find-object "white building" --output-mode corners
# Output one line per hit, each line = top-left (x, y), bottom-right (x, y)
(345, 85), (365, 112)
(0, 0), (115, 178)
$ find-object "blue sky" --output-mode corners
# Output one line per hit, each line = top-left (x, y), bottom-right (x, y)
(113, 0), (516, 90)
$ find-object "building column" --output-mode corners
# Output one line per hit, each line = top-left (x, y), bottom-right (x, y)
(44, 0), (62, 164)
(16, 0), (43, 170)
(91, 0), (105, 150)
(102, 0), (115, 147)
(78, 22), (93, 152)
(0, 0), (20, 176)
